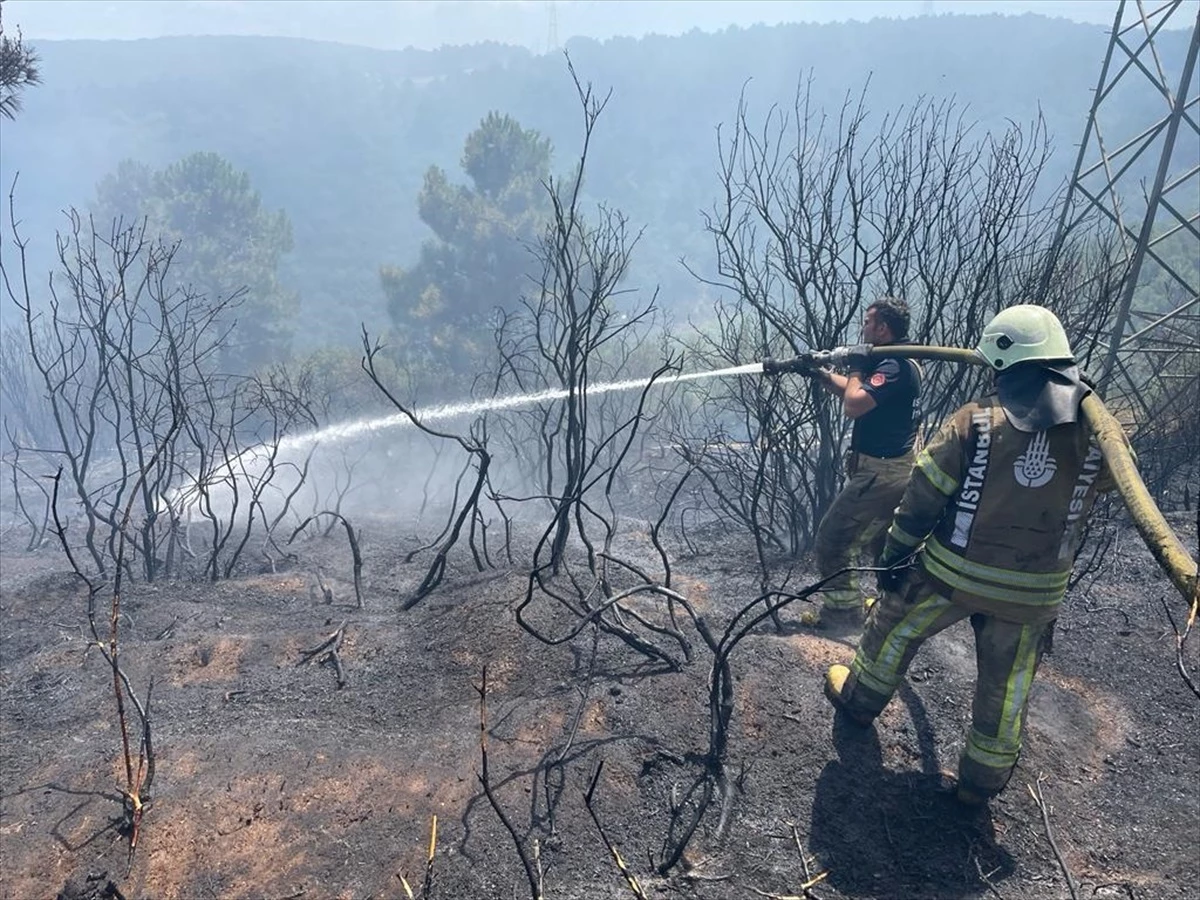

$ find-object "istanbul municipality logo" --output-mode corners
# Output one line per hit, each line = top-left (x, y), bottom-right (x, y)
(1014, 431), (1057, 488)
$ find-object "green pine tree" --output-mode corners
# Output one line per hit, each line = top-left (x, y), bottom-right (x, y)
(381, 112), (553, 381)
(93, 151), (298, 371)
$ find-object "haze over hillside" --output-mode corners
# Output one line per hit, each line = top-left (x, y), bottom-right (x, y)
(7, 0), (1128, 50)
(2, 10), (1189, 349)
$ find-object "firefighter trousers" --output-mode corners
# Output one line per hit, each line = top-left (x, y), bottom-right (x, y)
(815, 450), (914, 610)
(837, 578), (1053, 798)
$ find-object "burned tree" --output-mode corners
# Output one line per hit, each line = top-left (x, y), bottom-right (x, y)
(678, 80), (1124, 571)
(4, 209), (204, 580)
(481, 61), (691, 671)
(1, 193), (318, 584)
(362, 330), (496, 609)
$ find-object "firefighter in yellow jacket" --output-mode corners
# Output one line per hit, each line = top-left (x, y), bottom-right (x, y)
(823, 304), (1127, 805)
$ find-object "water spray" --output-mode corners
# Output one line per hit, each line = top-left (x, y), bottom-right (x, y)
(275, 361), (766, 452)
(163, 362), (766, 516)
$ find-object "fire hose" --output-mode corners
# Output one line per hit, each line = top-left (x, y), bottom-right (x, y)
(762, 344), (1199, 607)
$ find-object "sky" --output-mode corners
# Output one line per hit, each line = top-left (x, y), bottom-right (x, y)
(4, 0), (1131, 51)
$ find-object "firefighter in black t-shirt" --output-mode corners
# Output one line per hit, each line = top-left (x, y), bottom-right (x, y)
(805, 297), (923, 630)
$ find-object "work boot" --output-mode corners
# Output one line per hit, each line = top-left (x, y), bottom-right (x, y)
(823, 665), (875, 727)
(955, 781), (991, 807)
(935, 773), (991, 810)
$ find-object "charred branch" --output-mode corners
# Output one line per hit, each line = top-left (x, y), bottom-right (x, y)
(290, 512), (365, 609)
(474, 665), (545, 900)
(297, 621), (347, 689)
(584, 761), (649, 900)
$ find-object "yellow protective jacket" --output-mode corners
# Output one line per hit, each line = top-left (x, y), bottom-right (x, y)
(883, 393), (1125, 624)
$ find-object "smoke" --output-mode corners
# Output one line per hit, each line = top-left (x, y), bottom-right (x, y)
(163, 362), (765, 526)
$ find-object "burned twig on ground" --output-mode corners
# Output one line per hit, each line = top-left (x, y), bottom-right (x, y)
(786, 821), (828, 900)
(1028, 776), (1079, 900)
(396, 814), (438, 900)
(474, 665), (545, 900)
(1158, 591), (1200, 700)
(584, 761), (649, 900)
(297, 621), (347, 688)
(90, 478), (161, 873)
(542, 622), (600, 836)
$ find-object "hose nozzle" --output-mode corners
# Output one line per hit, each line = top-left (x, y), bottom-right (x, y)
(762, 353), (819, 376)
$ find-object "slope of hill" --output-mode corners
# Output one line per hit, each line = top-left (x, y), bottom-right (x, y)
(1, 505), (1197, 899)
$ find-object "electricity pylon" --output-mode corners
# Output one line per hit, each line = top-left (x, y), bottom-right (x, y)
(1046, 0), (1199, 451)
(546, 1), (559, 53)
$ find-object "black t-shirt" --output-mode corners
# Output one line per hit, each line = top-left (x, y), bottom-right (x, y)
(850, 355), (922, 458)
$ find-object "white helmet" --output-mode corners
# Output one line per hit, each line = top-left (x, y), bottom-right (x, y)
(976, 305), (1075, 370)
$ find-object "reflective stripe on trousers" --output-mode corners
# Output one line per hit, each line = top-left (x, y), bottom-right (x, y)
(848, 588), (963, 703)
(840, 579), (1051, 797)
(959, 615), (1049, 795)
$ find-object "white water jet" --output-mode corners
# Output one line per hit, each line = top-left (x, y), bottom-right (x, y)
(166, 362), (765, 519)
(276, 361), (765, 451)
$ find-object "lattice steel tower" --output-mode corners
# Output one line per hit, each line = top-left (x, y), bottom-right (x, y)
(1048, 0), (1199, 452)
(547, 1), (559, 52)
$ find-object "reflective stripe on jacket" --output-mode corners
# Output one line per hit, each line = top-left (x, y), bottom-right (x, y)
(883, 394), (1126, 624)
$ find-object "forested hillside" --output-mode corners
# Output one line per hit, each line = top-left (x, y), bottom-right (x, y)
(1, 14), (1189, 348)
